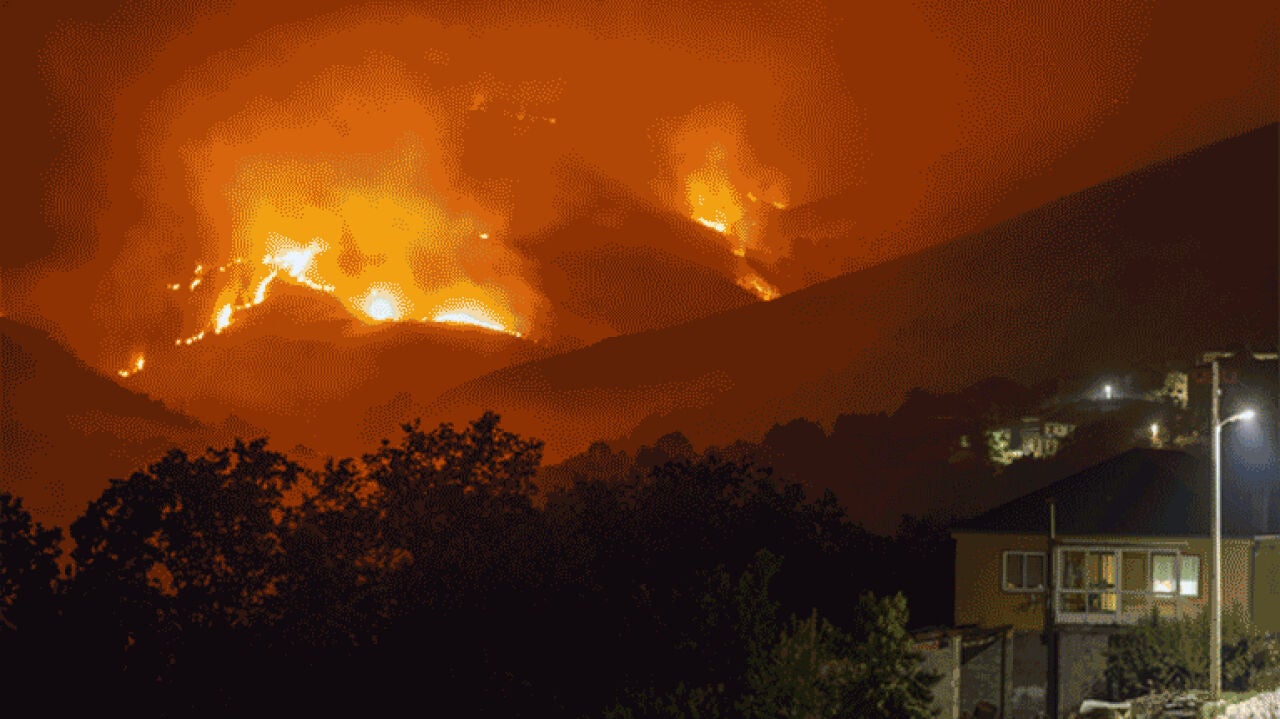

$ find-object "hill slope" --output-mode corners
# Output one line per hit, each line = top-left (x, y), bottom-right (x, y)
(1, 319), (214, 526)
(426, 124), (1279, 462)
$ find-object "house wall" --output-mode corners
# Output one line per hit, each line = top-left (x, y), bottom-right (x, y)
(955, 532), (1050, 631)
(1253, 538), (1280, 632)
(954, 532), (1256, 631)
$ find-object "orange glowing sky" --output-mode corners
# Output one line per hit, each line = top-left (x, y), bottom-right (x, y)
(2, 0), (1276, 374)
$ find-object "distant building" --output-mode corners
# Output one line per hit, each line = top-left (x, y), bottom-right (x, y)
(985, 417), (1076, 465)
(985, 427), (1020, 466)
(1148, 370), (1189, 409)
(951, 449), (1280, 718)
(1018, 416), (1076, 459)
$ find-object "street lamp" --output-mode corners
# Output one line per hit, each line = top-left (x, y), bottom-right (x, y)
(1209, 356), (1256, 704)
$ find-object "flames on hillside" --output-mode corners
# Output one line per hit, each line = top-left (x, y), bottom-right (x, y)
(665, 106), (788, 302)
(111, 89), (792, 383)
(119, 139), (533, 377)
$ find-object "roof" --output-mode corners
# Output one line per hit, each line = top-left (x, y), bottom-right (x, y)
(954, 448), (1262, 538)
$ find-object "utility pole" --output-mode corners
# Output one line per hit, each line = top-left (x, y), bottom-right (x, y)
(1210, 359), (1222, 704)
(1046, 498), (1058, 719)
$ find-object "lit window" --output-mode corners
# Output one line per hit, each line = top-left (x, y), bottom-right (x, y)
(1003, 551), (1046, 592)
(1180, 556), (1200, 597)
(1152, 554), (1176, 594)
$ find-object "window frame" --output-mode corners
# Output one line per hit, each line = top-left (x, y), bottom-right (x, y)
(1054, 544), (1197, 625)
(1179, 554), (1201, 598)
(1152, 552), (1179, 595)
(1151, 552), (1201, 598)
(1001, 550), (1047, 593)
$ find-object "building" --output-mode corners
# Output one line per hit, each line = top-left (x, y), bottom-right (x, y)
(951, 448), (1280, 718)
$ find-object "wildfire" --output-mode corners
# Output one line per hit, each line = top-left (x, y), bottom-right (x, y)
(357, 283), (412, 322)
(736, 273), (779, 302)
(130, 137), (535, 378)
(262, 235), (333, 292)
(696, 217), (729, 233)
(252, 269), (278, 306)
(686, 145), (746, 240)
(680, 142), (789, 279)
(214, 304), (233, 334)
(117, 355), (146, 378)
(427, 296), (519, 336)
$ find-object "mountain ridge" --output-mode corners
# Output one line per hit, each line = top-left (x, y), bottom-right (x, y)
(424, 123), (1279, 461)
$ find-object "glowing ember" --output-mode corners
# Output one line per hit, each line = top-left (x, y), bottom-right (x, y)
(736, 273), (779, 301)
(358, 284), (411, 322)
(189, 278), (203, 291)
(696, 216), (728, 233)
(427, 297), (521, 337)
(252, 267), (277, 303)
(116, 355), (145, 378)
(214, 304), (233, 334)
(262, 236), (335, 292)
(368, 297), (398, 321)
(432, 310), (507, 334)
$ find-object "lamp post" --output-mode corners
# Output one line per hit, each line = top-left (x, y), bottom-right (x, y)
(1210, 357), (1256, 703)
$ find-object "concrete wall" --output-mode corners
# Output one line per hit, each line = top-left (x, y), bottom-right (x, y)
(916, 634), (961, 719)
(914, 629), (1014, 719)
(1008, 631), (1049, 719)
(960, 633), (1008, 716)
(1056, 626), (1114, 717)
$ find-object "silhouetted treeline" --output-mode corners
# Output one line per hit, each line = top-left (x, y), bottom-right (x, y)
(531, 374), (1182, 644)
(0, 413), (937, 718)
(559, 375), (1176, 537)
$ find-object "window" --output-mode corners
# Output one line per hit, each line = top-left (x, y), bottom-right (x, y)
(1180, 555), (1200, 597)
(1152, 553), (1199, 596)
(1055, 546), (1198, 624)
(1058, 549), (1118, 614)
(1152, 554), (1176, 594)
(1003, 551), (1046, 591)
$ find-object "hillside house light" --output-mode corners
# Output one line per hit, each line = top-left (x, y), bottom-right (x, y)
(1104, 384), (1113, 400)
(1209, 354), (1257, 704)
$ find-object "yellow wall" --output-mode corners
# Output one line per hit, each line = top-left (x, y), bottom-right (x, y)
(954, 532), (1051, 631)
(1253, 538), (1280, 632)
(953, 532), (1255, 631)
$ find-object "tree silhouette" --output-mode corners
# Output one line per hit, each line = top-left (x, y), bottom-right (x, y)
(64, 438), (301, 711)
(0, 491), (60, 634)
(1, 411), (947, 716)
(0, 491), (63, 699)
